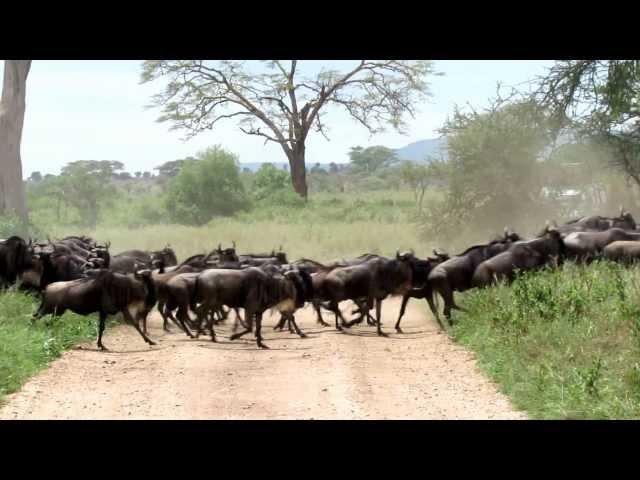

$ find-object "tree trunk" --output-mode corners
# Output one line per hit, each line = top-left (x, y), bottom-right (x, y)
(0, 60), (31, 221)
(287, 143), (308, 200)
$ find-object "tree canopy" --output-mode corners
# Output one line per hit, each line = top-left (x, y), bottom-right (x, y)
(533, 61), (640, 188)
(348, 145), (398, 174)
(164, 145), (249, 225)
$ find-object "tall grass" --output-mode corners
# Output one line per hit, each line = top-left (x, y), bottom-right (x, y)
(452, 260), (640, 419)
(0, 291), (106, 403)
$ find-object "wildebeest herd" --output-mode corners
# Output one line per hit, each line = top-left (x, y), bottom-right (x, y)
(1, 207), (640, 350)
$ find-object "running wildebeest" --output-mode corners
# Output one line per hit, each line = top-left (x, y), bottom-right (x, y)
(557, 207), (636, 236)
(426, 229), (522, 329)
(471, 224), (566, 288)
(394, 249), (450, 333)
(314, 252), (418, 336)
(191, 266), (310, 348)
(563, 227), (640, 261)
(32, 269), (158, 351)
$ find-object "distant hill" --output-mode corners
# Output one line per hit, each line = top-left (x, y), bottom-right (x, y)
(393, 137), (448, 163)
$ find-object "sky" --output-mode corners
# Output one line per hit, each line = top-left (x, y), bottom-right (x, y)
(1, 60), (556, 177)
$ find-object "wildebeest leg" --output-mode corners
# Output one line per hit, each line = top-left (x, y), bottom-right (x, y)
(273, 314), (288, 331)
(425, 293), (445, 331)
(171, 304), (194, 339)
(166, 306), (189, 334)
(441, 284), (465, 326)
(394, 293), (411, 333)
(313, 301), (330, 327)
(207, 313), (217, 342)
(328, 301), (345, 331)
(97, 311), (108, 351)
(157, 300), (169, 333)
(230, 310), (254, 341)
(287, 313), (307, 338)
(255, 312), (268, 349)
(122, 311), (156, 346)
(375, 298), (387, 336)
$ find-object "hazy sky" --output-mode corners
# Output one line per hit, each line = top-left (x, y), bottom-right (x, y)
(1, 60), (555, 177)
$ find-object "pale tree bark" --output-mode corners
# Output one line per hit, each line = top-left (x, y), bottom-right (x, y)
(0, 60), (31, 221)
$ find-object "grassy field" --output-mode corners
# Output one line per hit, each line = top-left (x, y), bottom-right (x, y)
(44, 190), (440, 262)
(452, 260), (640, 419)
(0, 290), (112, 404)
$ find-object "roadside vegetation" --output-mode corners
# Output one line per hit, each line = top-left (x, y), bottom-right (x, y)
(452, 261), (640, 419)
(0, 291), (117, 403)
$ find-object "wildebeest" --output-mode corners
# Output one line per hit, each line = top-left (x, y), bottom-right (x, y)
(20, 248), (105, 291)
(110, 245), (178, 274)
(563, 228), (640, 261)
(32, 269), (158, 351)
(238, 247), (288, 267)
(191, 266), (309, 348)
(0, 236), (34, 288)
(426, 230), (522, 329)
(557, 208), (636, 235)
(394, 250), (450, 333)
(471, 225), (566, 288)
(603, 241), (640, 264)
(313, 252), (417, 335)
(151, 253), (217, 334)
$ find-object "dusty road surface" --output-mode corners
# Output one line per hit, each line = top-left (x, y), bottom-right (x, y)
(0, 297), (527, 419)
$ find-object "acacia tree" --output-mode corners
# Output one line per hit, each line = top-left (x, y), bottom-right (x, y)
(0, 60), (31, 221)
(141, 60), (437, 199)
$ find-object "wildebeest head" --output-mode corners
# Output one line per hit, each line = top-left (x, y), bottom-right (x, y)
(214, 243), (239, 263)
(617, 207), (636, 230)
(151, 245), (178, 267)
(0, 236), (36, 285)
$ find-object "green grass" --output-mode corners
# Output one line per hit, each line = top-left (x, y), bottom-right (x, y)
(0, 290), (109, 404)
(452, 260), (640, 419)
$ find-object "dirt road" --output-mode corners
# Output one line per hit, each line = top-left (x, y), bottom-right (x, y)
(0, 298), (526, 419)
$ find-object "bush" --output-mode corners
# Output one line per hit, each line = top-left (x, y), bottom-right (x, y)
(452, 261), (640, 419)
(164, 145), (249, 225)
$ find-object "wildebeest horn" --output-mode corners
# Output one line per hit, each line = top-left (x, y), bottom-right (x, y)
(279, 245), (283, 252)
(620, 205), (624, 216)
(232, 240), (236, 249)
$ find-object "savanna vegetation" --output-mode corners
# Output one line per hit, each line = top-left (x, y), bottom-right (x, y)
(2, 60), (640, 416)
